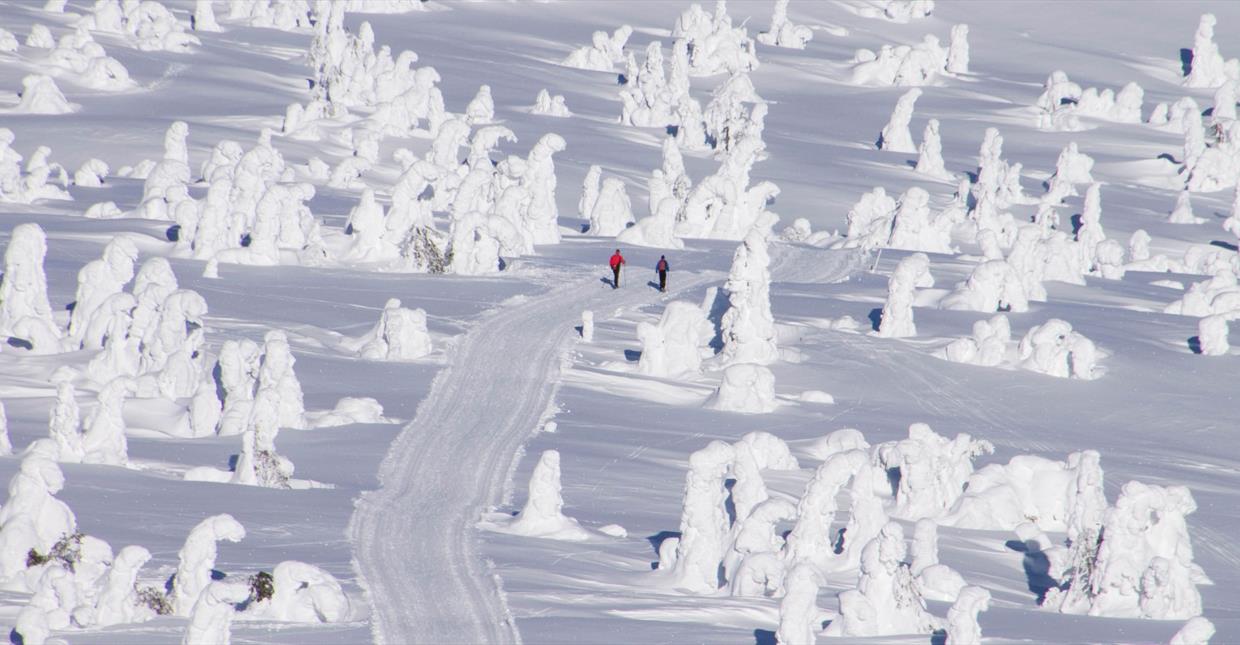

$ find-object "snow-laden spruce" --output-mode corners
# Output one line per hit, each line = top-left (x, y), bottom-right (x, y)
(825, 521), (941, 637)
(877, 252), (933, 338)
(0, 223), (61, 352)
(718, 230), (778, 365)
(1184, 14), (1235, 89)
(782, 449), (868, 570)
(506, 450), (589, 540)
(915, 118), (953, 180)
(664, 440), (734, 592)
(877, 88), (921, 153)
(169, 514), (246, 616)
(183, 581), (248, 645)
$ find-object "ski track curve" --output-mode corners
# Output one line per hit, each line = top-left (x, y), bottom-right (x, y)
(349, 268), (715, 645)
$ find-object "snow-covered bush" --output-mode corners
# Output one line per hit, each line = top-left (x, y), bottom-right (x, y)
(838, 187), (897, 250)
(79, 0), (200, 52)
(757, 0), (812, 50)
(0, 456), (77, 581)
(705, 363), (776, 413)
(81, 377), (135, 467)
(507, 450), (589, 540)
(170, 514), (245, 616)
(942, 450), (1105, 532)
(636, 301), (713, 377)
(887, 423), (993, 521)
(47, 27), (134, 91)
(941, 260), (1029, 313)
(1043, 142), (1095, 202)
(1018, 319), (1100, 379)
(67, 237), (138, 349)
(667, 440), (734, 592)
(1172, 617), (1216, 645)
(825, 521), (941, 637)
(74, 159), (109, 187)
(946, 23), (969, 73)
(890, 187), (953, 253)
(532, 89), (570, 117)
(562, 25), (631, 71)
(672, 2), (759, 77)
(943, 315), (1011, 367)
(1036, 70), (1143, 130)
(15, 74), (76, 115)
(251, 560), (349, 623)
(349, 298), (433, 361)
(1184, 14), (1235, 89)
(718, 230), (778, 365)
(851, 23), (964, 87)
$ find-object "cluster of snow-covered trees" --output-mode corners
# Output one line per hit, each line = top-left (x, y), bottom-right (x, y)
(603, 423), (1215, 642)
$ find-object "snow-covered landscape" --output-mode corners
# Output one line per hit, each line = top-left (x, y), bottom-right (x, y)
(0, 0), (1238, 643)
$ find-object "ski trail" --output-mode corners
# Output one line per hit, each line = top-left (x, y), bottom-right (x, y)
(349, 269), (713, 645)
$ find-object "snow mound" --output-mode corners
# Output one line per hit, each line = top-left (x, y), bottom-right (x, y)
(705, 363), (776, 413)
(562, 25), (630, 72)
(507, 450), (590, 541)
(1018, 319), (1101, 380)
(13, 74), (77, 115)
(943, 314), (1011, 367)
(940, 260), (1029, 313)
(943, 449), (1106, 532)
(532, 89), (570, 117)
(348, 298), (433, 361)
(636, 301), (713, 378)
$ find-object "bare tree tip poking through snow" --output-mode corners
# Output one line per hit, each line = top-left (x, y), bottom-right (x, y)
(350, 298), (433, 361)
(825, 521), (942, 637)
(170, 514), (246, 616)
(945, 586), (991, 645)
(774, 564), (821, 645)
(636, 301), (713, 377)
(508, 449), (589, 540)
(669, 440), (735, 592)
(705, 363), (776, 413)
(877, 88), (922, 153)
(757, 0), (812, 50)
(877, 252), (933, 338)
(1018, 319), (1100, 379)
(182, 580), (249, 645)
(1171, 616), (1216, 645)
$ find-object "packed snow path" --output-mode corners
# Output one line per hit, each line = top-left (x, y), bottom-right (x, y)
(351, 247), (858, 643)
(350, 268), (714, 644)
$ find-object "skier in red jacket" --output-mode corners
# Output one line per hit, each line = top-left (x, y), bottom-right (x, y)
(609, 249), (625, 289)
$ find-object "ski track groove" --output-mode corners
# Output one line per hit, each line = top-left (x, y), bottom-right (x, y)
(350, 268), (715, 645)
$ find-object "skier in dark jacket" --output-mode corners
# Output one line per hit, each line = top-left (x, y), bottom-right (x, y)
(656, 255), (669, 292)
(609, 249), (626, 288)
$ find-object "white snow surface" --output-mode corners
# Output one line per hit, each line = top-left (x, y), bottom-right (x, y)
(1, 1), (1240, 644)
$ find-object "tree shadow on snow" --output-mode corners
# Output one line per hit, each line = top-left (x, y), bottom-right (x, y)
(646, 530), (681, 570)
(5, 337), (33, 351)
(930, 629), (948, 645)
(1181, 48), (1195, 76)
(1209, 240), (1238, 252)
(166, 224), (180, 242)
(1188, 335), (1204, 354)
(1005, 538), (1058, 603)
(1157, 152), (1179, 164)
(753, 628), (776, 645)
(623, 349), (641, 362)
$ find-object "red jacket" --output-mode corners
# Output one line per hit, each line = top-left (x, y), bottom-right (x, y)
(609, 253), (625, 269)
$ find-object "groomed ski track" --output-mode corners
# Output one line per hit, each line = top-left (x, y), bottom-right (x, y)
(350, 248), (858, 644)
